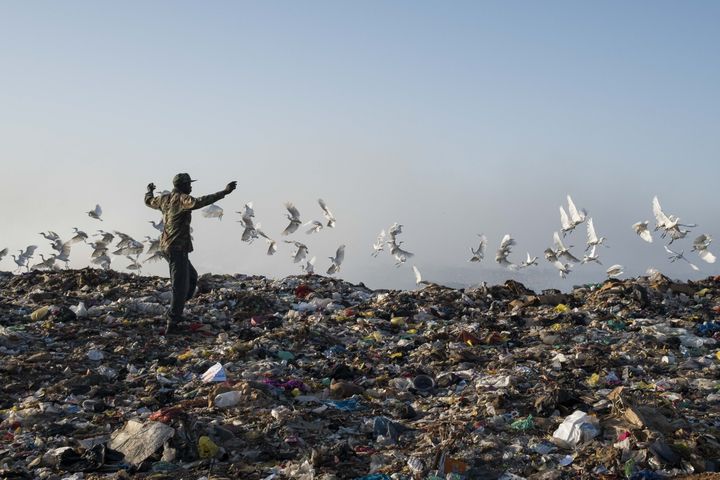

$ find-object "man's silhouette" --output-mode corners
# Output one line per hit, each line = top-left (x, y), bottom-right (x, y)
(145, 173), (237, 334)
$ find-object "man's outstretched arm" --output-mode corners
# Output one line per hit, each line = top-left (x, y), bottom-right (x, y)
(145, 183), (162, 209)
(182, 181), (237, 210)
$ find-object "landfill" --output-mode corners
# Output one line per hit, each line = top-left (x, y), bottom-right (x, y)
(1, 268), (720, 479)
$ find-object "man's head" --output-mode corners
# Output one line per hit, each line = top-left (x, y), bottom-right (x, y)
(172, 173), (196, 194)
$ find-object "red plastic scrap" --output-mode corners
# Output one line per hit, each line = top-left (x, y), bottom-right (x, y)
(149, 406), (184, 424)
(295, 284), (313, 299)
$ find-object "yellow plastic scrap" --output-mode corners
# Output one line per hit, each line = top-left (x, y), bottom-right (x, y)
(716, 351), (720, 361)
(291, 388), (301, 397)
(390, 317), (407, 327)
(550, 323), (565, 332)
(371, 331), (383, 342)
(389, 352), (403, 359)
(587, 373), (601, 387)
(554, 304), (569, 314)
(177, 351), (194, 361)
(696, 288), (710, 297)
(198, 436), (219, 459)
(30, 306), (50, 322)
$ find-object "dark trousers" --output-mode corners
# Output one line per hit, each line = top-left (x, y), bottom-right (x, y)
(166, 250), (198, 321)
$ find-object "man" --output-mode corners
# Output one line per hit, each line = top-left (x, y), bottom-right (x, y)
(145, 173), (237, 334)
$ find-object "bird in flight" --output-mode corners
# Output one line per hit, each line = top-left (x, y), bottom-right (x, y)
(632, 221), (653, 243)
(318, 198), (336, 228)
(87, 204), (103, 221)
(585, 218), (606, 250)
(692, 234), (716, 264)
(282, 203), (302, 235)
(326, 245), (345, 275)
(284, 240), (309, 263)
(664, 245), (699, 271)
(469, 234), (487, 263)
(371, 230), (386, 257)
(606, 264), (624, 278)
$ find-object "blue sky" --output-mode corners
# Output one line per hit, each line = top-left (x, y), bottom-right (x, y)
(1, 1), (719, 289)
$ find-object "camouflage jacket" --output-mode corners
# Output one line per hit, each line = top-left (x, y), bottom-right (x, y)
(145, 188), (227, 253)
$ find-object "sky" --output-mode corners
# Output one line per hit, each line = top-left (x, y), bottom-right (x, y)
(1, 1), (719, 291)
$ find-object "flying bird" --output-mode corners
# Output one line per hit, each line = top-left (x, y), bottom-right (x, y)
(389, 239), (414, 267)
(149, 220), (164, 233)
(304, 220), (324, 235)
(256, 228), (277, 255)
(632, 221), (653, 243)
(95, 230), (115, 244)
(469, 234), (487, 263)
(39, 231), (60, 242)
(652, 196), (695, 243)
(201, 204), (224, 220)
(302, 256), (316, 274)
(371, 230), (386, 257)
(692, 234), (716, 264)
(91, 254), (111, 270)
(33, 254), (56, 271)
(567, 195), (587, 227)
(144, 236), (161, 255)
(553, 231), (581, 264)
(126, 256), (142, 272)
(544, 248), (571, 278)
(143, 251), (165, 263)
(284, 240), (308, 263)
(326, 245), (345, 275)
(282, 203), (302, 235)
(412, 265), (431, 286)
(606, 264), (624, 278)
(519, 252), (538, 268)
(318, 198), (336, 228)
(69, 228), (88, 244)
(585, 218), (607, 250)
(664, 245), (699, 271)
(581, 245), (602, 265)
(87, 204), (103, 221)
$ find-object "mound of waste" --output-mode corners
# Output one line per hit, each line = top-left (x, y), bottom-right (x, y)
(1, 268), (719, 479)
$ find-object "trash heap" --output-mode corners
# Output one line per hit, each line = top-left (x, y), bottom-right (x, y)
(1, 268), (719, 480)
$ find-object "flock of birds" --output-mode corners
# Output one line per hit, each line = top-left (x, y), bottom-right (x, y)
(0, 194), (716, 287)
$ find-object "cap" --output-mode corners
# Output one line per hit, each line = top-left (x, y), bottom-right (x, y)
(172, 173), (197, 187)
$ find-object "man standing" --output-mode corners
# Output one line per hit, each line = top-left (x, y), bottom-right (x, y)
(145, 173), (237, 334)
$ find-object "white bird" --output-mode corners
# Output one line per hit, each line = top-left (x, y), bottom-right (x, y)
(495, 234), (517, 269)
(553, 232), (581, 264)
(201, 204), (224, 220)
(632, 221), (653, 243)
(238, 217), (258, 243)
(256, 228), (277, 255)
(585, 218), (606, 250)
(581, 245), (602, 265)
(469, 234), (487, 263)
(388, 223), (403, 241)
(115, 231), (138, 249)
(87, 204), (103, 221)
(11, 254), (26, 271)
(239, 202), (255, 220)
(144, 236), (161, 255)
(519, 252), (538, 268)
(559, 206), (575, 235)
(606, 264), (624, 278)
(39, 231), (60, 242)
(544, 248), (572, 278)
(284, 240), (308, 263)
(53, 242), (72, 267)
(149, 220), (164, 233)
(143, 251), (165, 263)
(326, 245), (345, 275)
(126, 256), (142, 272)
(89, 241), (109, 259)
(33, 254), (56, 270)
(95, 230), (115, 244)
(113, 240), (144, 256)
(318, 198), (336, 228)
(692, 234), (716, 264)
(389, 239), (414, 267)
(665, 245), (699, 271)
(652, 196), (695, 243)
(282, 203), (302, 235)
(412, 265), (431, 286)
(0, 248), (7, 262)
(69, 228), (88, 244)
(302, 256), (316, 274)
(371, 230), (386, 257)
(304, 220), (324, 235)
(91, 254), (111, 270)
(567, 195), (587, 226)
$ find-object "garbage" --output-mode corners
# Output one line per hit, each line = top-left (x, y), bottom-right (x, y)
(1, 268), (720, 478)
(552, 411), (600, 448)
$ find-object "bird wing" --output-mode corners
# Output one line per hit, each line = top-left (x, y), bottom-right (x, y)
(567, 195), (584, 223)
(282, 221), (300, 235)
(318, 198), (335, 220)
(693, 234), (711, 250)
(285, 202), (301, 220)
(586, 218), (598, 244)
(553, 231), (565, 251)
(559, 206), (572, 230)
(412, 265), (422, 284)
(699, 249), (716, 264)
(95, 204), (102, 216)
(335, 245), (345, 265)
(652, 196), (671, 228)
(499, 234), (514, 250)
